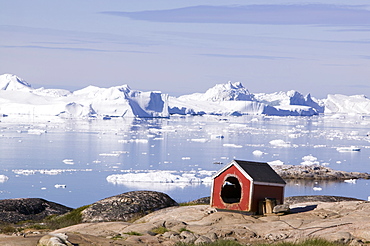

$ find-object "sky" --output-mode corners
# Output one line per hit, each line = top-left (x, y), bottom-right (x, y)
(1, 0), (370, 98)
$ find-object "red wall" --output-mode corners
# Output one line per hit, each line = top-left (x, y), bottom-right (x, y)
(251, 184), (284, 212)
(211, 165), (251, 211)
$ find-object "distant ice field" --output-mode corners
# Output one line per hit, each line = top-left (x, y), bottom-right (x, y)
(0, 114), (369, 208)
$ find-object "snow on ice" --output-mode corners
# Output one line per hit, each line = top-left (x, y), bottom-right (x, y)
(1, 74), (370, 118)
(0, 175), (9, 183)
(106, 170), (213, 186)
(269, 139), (294, 148)
(301, 155), (320, 165)
(252, 150), (266, 156)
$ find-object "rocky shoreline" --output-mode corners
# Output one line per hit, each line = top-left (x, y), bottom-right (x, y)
(1, 165), (370, 245)
(33, 197), (370, 245)
(272, 164), (370, 180)
(0, 192), (369, 245)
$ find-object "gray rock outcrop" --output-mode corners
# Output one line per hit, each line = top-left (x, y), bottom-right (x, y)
(7, 195), (369, 245)
(273, 164), (370, 180)
(187, 197), (210, 205)
(0, 198), (72, 223)
(285, 195), (364, 205)
(81, 190), (178, 223)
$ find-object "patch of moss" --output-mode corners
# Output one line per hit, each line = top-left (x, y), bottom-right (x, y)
(176, 238), (341, 246)
(178, 202), (204, 206)
(151, 226), (169, 234)
(123, 231), (143, 236)
(44, 205), (90, 230)
(0, 224), (18, 234)
(179, 227), (193, 233)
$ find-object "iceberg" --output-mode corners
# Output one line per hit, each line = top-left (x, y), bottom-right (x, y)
(169, 82), (322, 116)
(1, 73), (370, 118)
(106, 171), (203, 184)
(0, 74), (169, 118)
(0, 175), (9, 183)
(325, 94), (370, 114)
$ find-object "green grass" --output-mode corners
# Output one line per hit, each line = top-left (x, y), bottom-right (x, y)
(178, 202), (205, 206)
(176, 238), (343, 246)
(25, 223), (48, 230)
(259, 238), (342, 246)
(43, 205), (90, 230)
(179, 227), (193, 233)
(123, 231), (143, 236)
(151, 226), (169, 234)
(0, 205), (90, 234)
(0, 224), (18, 234)
(176, 240), (242, 246)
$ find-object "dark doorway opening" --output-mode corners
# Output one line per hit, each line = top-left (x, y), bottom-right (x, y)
(221, 176), (241, 204)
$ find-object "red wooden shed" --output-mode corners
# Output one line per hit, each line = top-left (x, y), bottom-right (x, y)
(211, 160), (286, 214)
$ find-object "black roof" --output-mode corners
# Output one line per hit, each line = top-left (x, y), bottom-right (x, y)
(234, 160), (286, 185)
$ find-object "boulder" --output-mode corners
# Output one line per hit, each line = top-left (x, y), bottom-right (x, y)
(0, 198), (72, 223)
(273, 204), (290, 214)
(37, 233), (73, 246)
(272, 164), (370, 180)
(284, 195), (364, 205)
(81, 191), (178, 223)
(188, 197), (210, 205)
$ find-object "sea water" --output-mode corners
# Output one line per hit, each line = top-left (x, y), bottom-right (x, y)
(0, 114), (369, 208)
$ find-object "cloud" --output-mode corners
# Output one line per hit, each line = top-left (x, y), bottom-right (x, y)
(101, 4), (370, 26)
(1, 45), (153, 54)
(0, 25), (160, 47)
(200, 53), (294, 60)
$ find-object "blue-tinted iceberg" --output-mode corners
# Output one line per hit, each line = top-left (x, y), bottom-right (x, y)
(1, 74), (369, 118)
(0, 74), (169, 118)
(169, 82), (323, 116)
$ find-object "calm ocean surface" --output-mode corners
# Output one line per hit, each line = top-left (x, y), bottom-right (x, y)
(0, 115), (369, 208)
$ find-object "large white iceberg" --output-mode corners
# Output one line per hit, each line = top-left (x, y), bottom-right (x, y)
(1, 74), (369, 118)
(169, 82), (322, 116)
(0, 74), (169, 118)
(324, 94), (370, 114)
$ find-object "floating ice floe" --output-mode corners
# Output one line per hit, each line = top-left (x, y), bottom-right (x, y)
(269, 139), (293, 148)
(54, 184), (67, 188)
(28, 129), (47, 135)
(118, 139), (149, 143)
(0, 175), (9, 183)
(99, 153), (120, 157)
(344, 179), (357, 184)
(106, 170), (214, 188)
(12, 169), (89, 175)
(223, 143), (243, 148)
(301, 155), (320, 165)
(252, 150), (265, 156)
(62, 159), (74, 165)
(190, 138), (208, 143)
(40, 170), (62, 175)
(268, 160), (284, 165)
(107, 171), (199, 184)
(336, 146), (361, 152)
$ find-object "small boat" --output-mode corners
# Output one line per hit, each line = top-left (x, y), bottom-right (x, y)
(336, 146), (361, 152)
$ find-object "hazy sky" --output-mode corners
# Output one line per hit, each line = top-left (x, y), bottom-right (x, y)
(1, 0), (370, 98)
